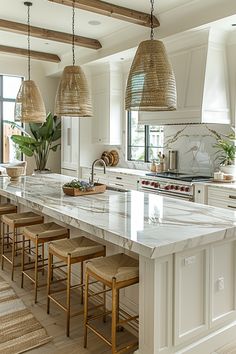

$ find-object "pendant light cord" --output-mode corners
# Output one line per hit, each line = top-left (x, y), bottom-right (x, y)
(150, 0), (154, 40)
(72, 0), (75, 66)
(27, 3), (31, 80)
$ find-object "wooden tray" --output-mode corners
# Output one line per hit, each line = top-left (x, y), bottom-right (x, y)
(211, 179), (235, 183)
(63, 183), (106, 196)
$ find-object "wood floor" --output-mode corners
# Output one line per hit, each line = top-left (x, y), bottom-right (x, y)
(0, 265), (135, 354)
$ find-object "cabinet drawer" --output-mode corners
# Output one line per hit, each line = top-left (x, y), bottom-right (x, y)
(208, 187), (236, 209)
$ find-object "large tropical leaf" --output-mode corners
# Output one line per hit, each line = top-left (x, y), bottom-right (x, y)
(3, 120), (31, 137)
(11, 135), (38, 146)
(18, 145), (35, 157)
(37, 113), (54, 140)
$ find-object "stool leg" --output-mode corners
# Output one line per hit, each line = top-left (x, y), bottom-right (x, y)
(1, 223), (5, 270)
(47, 252), (52, 314)
(21, 235), (25, 288)
(80, 261), (84, 304)
(66, 254), (72, 337)
(6, 225), (9, 249)
(83, 272), (89, 348)
(34, 239), (39, 303)
(103, 284), (106, 323)
(11, 228), (16, 281)
(111, 278), (117, 354)
(0, 221), (2, 261)
(42, 243), (45, 276)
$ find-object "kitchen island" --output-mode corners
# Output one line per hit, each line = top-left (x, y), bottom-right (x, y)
(0, 174), (236, 354)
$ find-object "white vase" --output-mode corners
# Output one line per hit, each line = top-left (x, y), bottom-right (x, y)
(220, 165), (236, 175)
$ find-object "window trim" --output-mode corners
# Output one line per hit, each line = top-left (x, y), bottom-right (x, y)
(0, 74), (23, 162)
(127, 111), (163, 162)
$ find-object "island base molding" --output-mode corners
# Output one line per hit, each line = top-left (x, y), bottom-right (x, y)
(135, 320), (236, 354)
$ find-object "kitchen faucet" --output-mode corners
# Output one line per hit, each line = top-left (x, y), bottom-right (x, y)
(90, 159), (106, 185)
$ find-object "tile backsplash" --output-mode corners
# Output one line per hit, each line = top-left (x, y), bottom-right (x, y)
(114, 123), (232, 176)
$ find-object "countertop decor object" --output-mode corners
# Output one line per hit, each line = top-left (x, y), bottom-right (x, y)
(213, 131), (236, 175)
(5, 112), (61, 172)
(101, 150), (119, 166)
(6, 166), (25, 181)
(54, 0), (92, 117)
(14, 2), (46, 123)
(125, 0), (176, 112)
(62, 179), (106, 196)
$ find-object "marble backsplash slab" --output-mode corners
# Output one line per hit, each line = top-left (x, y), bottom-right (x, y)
(112, 124), (232, 176)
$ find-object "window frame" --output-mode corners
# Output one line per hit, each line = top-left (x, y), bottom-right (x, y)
(127, 111), (163, 162)
(0, 74), (23, 162)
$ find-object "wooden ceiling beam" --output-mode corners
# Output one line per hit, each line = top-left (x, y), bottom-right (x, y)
(0, 45), (61, 63)
(48, 0), (160, 28)
(0, 19), (102, 50)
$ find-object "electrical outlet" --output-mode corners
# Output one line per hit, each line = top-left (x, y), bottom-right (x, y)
(184, 256), (196, 266)
(217, 277), (224, 291)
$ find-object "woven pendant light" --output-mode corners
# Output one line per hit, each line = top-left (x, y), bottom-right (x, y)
(125, 0), (177, 111)
(15, 2), (46, 123)
(54, 0), (92, 117)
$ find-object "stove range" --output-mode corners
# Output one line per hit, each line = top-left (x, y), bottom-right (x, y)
(139, 172), (211, 201)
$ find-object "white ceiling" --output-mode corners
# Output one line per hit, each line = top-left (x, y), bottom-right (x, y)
(0, 0), (235, 69)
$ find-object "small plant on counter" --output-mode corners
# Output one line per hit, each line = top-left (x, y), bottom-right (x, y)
(63, 179), (94, 191)
(213, 134), (236, 166)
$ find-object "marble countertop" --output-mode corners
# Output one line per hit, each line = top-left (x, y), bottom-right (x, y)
(0, 174), (235, 259)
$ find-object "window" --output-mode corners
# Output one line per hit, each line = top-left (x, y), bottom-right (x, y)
(0, 75), (23, 163)
(127, 111), (164, 162)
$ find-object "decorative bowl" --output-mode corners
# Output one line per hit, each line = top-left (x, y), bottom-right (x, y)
(6, 166), (25, 181)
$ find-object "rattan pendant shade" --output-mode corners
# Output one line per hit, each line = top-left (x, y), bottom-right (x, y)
(15, 80), (46, 123)
(14, 2), (46, 123)
(125, 39), (177, 111)
(54, 65), (92, 117)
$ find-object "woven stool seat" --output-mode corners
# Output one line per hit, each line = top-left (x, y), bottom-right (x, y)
(86, 253), (139, 283)
(24, 222), (69, 242)
(49, 236), (104, 259)
(2, 212), (44, 227)
(0, 203), (17, 215)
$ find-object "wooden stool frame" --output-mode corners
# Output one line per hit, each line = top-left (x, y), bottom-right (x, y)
(1, 216), (44, 281)
(47, 245), (106, 337)
(84, 268), (139, 354)
(21, 227), (70, 303)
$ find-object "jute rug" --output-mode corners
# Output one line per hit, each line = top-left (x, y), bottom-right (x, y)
(0, 276), (51, 354)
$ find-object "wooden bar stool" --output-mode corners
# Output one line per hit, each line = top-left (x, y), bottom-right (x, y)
(84, 253), (139, 354)
(1, 211), (44, 280)
(47, 236), (106, 337)
(21, 222), (70, 303)
(0, 203), (17, 254)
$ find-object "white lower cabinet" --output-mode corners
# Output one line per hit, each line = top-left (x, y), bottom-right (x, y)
(81, 167), (138, 191)
(174, 247), (209, 345)
(207, 186), (236, 210)
(174, 240), (236, 350)
(210, 240), (236, 328)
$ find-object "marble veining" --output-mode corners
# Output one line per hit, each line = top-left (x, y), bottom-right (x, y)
(0, 174), (236, 259)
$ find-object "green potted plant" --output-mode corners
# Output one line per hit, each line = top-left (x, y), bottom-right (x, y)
(4, 112), (61, 172)
(214, 132), (236, 175)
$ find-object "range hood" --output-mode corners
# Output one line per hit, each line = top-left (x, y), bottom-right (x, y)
(138, 29), (231, 125)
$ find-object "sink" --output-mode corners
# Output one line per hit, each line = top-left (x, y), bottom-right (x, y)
(106, 185), (130, 193)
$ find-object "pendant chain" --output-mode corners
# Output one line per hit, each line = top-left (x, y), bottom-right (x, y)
(27, 4), (31, 80)
(150, 0), (154, 40)
(72, 0), (75, 66)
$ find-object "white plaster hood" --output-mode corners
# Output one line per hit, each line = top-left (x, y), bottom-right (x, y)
(138, 28), (231, 125)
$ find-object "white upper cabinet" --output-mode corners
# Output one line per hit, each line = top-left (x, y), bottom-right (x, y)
(139, 29), (231, 125)
(61, 117), (79, 173)
(91, 63), (122, 145)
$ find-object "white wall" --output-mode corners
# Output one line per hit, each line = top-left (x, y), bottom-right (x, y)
(0, 54), (60, 174)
